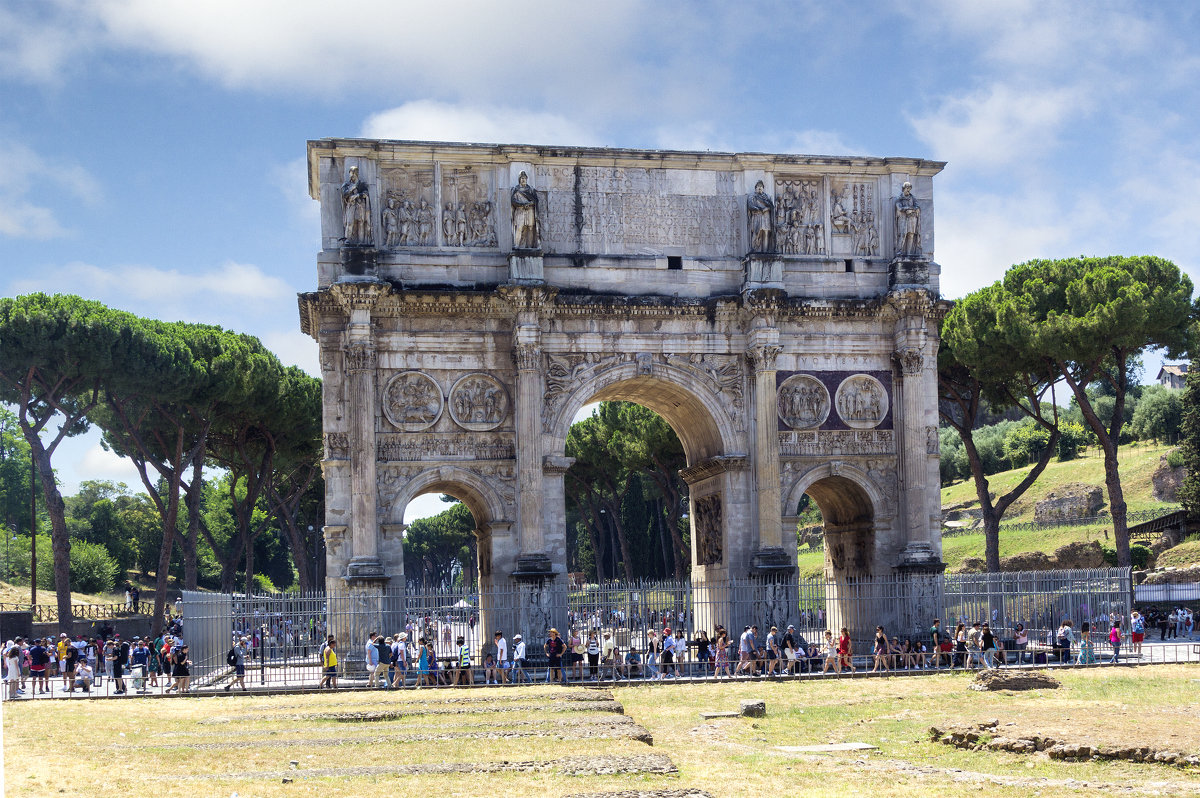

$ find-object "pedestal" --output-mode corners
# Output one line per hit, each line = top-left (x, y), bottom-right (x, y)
(509, 253), (544, 283)
(889, 257), (930, 289)
(340, 246), (381, 280)
(329, 576), (396, 674)
(511, 569), (564, 648)
(742, 256), (783, 291)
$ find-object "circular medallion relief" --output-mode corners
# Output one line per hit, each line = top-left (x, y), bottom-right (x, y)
(777, 374), (830, 429)
(834, 374), (888, 429)
(448, 373), (510, 431)
(382, 371), (443, 432)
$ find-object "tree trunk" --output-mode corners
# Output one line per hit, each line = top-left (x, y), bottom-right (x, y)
(244, 535), (255, 596)
(181, 452), (203, 590)
(152, 485), (181, 637)
(29, 444), (72, 632)
(1102, 438), (1130, 567)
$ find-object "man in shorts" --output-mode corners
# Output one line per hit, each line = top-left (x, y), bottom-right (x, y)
(28, 638), (49, 695)
(319, 636), (338, 689)
(511, 633), (527, 683)
(226, 637), (248, 691)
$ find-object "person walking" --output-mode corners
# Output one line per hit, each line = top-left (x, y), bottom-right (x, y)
(837, 627), (854, 673)
(1108, 622), (1123, 664)
(510, 633), (527, 683)
(226, 637), (248, 692)
(1129, 611), (1145, 658)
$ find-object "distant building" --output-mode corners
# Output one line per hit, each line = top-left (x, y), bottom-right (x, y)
(1157, 363), (1189, 390)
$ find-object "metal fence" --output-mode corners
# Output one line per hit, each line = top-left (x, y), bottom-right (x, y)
(163, 568), (1140, 690)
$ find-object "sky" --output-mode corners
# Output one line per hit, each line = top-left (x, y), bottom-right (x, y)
(2, 0), (1199, 520)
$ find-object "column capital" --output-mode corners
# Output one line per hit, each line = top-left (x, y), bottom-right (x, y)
(497, 283), (558, 315)
(893, 347), (924, 376)
(746, 343), (782, 371)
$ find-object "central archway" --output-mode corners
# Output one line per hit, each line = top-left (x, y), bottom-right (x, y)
(546, 364), (749, 582)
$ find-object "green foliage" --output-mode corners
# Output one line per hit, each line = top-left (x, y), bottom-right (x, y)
(1101, 544), (1151, 569)
(403, 501), (476, 587)
(1002, 418), (1052, 466)
(1179, 364), (1200, 522)
(1166, 448), (1185, 469)
(1130, 384), (1183, 444)
(251, 573), (277, 593)
(1055, 420), (1091, 461)
(68, 539), (119, 593)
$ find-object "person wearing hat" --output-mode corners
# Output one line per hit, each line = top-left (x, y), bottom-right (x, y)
(781, 625), (797, 675)
(510, 633), (526, 683)
(544, 628), (565, 685)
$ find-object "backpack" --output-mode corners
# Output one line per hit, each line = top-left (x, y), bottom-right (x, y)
(226, 647), (237, 666)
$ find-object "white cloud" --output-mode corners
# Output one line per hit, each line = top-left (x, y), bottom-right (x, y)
(362, 101), (599, 147)
(909, 83), (1088, 172)
(8, 260), (292, 305)
(261, 330), (320, 377)
(74, 440), (145, 494)
(0, 139), (102, 239)
(0, 1), (96, 84)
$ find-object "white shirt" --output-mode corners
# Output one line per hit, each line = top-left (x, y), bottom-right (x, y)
(513, 640), (525, 660)
(495, 637), (507, 662)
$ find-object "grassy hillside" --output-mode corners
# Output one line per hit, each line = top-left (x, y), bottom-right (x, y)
(797, 441), (1179, 578)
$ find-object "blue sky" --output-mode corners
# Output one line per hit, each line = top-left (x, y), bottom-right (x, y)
(2, 1), (1199, 518)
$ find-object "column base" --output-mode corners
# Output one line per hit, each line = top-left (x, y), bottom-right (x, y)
(345, 556), (387, 580)
(750, 547), (796, 576)
(896, 542), (946, 574)
(512, 553), (555, 579)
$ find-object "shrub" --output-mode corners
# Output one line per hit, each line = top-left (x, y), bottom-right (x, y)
(69, 540), (119, 594)
(1101, 544), (1152, 570)
(1167, 448), (1185, 469)
(251, 573), (277, 594)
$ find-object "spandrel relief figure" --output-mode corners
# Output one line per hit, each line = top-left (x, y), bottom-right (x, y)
(895, 181), (922, 257)
(510, 171), (541, 250)
(834, 375), (889, 429)
(747, 180), (774, 254)
(777, 375), (830, 430)
(341, 165), (372, 246)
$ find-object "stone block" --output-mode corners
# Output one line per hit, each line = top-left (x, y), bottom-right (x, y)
(739, 700), (766, 718)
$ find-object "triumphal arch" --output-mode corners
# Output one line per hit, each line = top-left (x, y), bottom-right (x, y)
(298, 139), (947, 641)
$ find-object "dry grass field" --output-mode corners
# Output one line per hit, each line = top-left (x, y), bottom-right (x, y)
(5, 665), (1200, 797)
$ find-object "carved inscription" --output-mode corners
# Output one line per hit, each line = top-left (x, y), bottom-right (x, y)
(778, 429), (895, 456)
(775, 179), (825, 255)
(534, 166), (742, 256)
(448, 373), (510, 431)
(834, 375), (888, 429)
(382, 371), (443, 432)
(777, 374), (830, 430)
(694, 494), (723, 566)
(377, 432), (515, 461)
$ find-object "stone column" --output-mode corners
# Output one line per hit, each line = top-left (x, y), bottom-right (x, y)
(746, 325), (788, 573)
(500, 285), (557, 577)
(894, 335), (939, 569)
(330, 281), (390, 580)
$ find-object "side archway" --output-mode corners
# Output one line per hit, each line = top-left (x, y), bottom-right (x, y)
(783, 462), (887, 579)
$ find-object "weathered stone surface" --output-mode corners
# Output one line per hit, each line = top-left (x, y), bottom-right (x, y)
(302, 140), (948, 642)
(739, 700), (767, 718)
(968, 669), (1061, 691)
(1033, 483), (1104, 523)
(1152, 454), (1186, 502)
(1051, 541), (1107, 569)
(932, 720), (1200, 767)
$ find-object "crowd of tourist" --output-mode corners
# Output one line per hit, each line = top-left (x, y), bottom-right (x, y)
(4, 603), (1194, 698)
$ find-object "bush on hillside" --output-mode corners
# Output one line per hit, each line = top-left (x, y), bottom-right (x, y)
(69, 540), (119, 594)
(1101, 544), (1151, 570)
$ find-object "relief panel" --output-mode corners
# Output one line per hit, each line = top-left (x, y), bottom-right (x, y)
(774, 179), (825, 255)
(381, 371), (443, 432)
(448, 373), (510, 431)
(829, 179), (879, 257)
(380, 166), (437, 247)
(441, 167), (497, 247)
